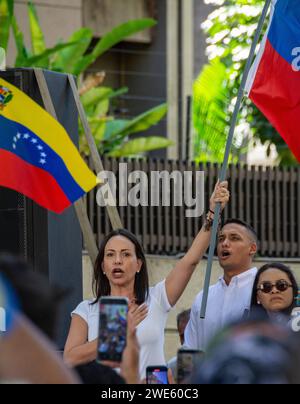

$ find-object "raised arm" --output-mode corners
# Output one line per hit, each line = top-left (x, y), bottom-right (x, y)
(165, 181), (229, 307)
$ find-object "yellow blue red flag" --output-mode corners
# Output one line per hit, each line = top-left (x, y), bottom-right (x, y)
(0, 77), (98, 213)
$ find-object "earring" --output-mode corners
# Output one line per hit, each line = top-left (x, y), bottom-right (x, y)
(103, 272), (106, 276)
(257, 301), (261, 305)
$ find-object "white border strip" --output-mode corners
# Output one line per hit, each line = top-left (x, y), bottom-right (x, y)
(245, 0), (278, 95)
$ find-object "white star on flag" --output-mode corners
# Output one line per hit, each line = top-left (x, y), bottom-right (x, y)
(31, 138), (38, 144)
(23, 134), (30, 139)
(37, 145), (43, 151)
(39, 159), (46, 165)
(41, 152), (47, 158)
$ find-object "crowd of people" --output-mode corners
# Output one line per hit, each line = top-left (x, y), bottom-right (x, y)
(1, 180), (300, 384)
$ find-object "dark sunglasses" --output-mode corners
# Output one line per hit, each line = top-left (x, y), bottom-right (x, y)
(257, 279), (293, 294)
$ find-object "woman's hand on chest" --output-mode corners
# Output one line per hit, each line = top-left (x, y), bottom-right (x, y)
(128, 302), (148, 327)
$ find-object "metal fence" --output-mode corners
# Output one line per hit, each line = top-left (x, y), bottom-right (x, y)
(86, 157), (300, 258)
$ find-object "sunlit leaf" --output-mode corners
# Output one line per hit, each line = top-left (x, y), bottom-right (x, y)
(81, 87), (112, 109)
(73, 18), (156, 75)
(11, 15), (29, 66)
(0, 0), (13, 50)
(108, 103), (167, 141)
(51, 28), (93, 73)
(108, 137), (173, 158)
(195, 0), (294, 165)
(22, 41), (79, 67)
(28, 1), (47, 67)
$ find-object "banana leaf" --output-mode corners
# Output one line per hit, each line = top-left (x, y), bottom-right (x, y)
(95, 99), (109, 117)
(51, 28), (93, 73)
(22, 41), (80, 67)
(81, 87), (112, 109)
(28, 2), (48, 67)
(193, 60), (231, 162)
(11, 15), (30, 66)
(107, 87), (128, 100)
(0, 0), (13, 50)
(103, 119), (128, 142)
(73, 18), (157, 75)
(106, 103), (167, 142)
(108, 136), (173, 158)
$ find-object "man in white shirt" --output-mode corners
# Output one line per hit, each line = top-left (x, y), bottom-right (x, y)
(184, 219), (258, 351)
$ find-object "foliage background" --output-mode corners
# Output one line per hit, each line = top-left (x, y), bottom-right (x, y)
(193, 0), (298, 166)
(0, 0), (172, 158)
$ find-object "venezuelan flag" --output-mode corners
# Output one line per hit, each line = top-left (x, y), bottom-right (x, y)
(0, 77), (98, 213)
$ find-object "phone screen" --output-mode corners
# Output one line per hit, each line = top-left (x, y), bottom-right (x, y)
(0, 274), (18, 336)
(177, 350), (204, 384)
(97, 297), (128, 362)
(146, 367), (168, 384)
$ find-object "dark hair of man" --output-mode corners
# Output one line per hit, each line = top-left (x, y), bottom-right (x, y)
(93, 229), (149, 305)
(75, 361), (125, 384)
(177, 309), (191, 328)
(222, 219), (258, 245)
(0, 254), (65, 340)
(250, 262), (299, 316)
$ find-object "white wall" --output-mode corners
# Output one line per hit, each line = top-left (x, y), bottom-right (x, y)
(82, 0), (152, 43)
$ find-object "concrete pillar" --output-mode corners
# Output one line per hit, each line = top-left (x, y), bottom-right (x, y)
(166, 0), (179, 160)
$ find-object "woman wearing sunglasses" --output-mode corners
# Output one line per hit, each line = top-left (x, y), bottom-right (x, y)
(250, 263), (299, 322)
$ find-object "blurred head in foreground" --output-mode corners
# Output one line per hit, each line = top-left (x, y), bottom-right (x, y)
(191, 313), (300, 384)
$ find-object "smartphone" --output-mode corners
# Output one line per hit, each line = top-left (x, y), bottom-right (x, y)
(146, 366), (169, 384)
(97, 297), (128, 363)
(0, 274), (18, 336)
(177, 349), (204, 384)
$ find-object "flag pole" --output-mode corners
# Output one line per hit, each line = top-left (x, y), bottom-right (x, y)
(200, 0), (272, 319)
(67, 74), (123, 230)
(34, 68), (100, 265)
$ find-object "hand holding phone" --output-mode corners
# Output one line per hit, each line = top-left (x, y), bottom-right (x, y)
(146, 366), (169, 384)
(97, 297), (128, 363)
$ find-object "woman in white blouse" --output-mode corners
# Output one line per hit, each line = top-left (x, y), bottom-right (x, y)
(64, 182), (229, 379)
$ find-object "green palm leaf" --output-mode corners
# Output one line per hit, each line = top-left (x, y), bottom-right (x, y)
(107, 103), (168, 142)
(22, 42), (79, 67)
(81, 87), (113, 109)
(11, 15), (29, 66)
(73, 18), (157, 75)
(193, 60), (233, 162)
(0, 0), (13, 50)
(108, 136), (173, 158)
(51, 28), (93, 73)
(28, 1), (48, 67)
(28, 1), (45, 53)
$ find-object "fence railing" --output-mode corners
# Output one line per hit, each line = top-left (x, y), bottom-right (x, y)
(86, 157), (300, 258)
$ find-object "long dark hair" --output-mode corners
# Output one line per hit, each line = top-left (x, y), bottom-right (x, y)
(92, 229), (149, 305)
(250, 263), (298, 316)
